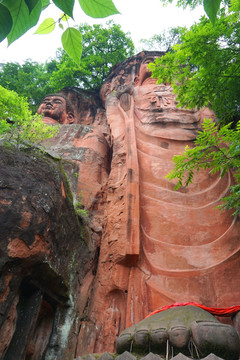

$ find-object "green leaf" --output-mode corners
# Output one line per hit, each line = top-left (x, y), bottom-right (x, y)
(203, 0), (221, 25)
(52, 0), (74, 18)
(2, 0), (42, 45)
(24, 0), (39, 13)
(79, 0), (120, 18)
(0, 4), (13, 42)
(61, 27), (82, 65)
(41, 0), (50, 10)
(60, 13), (69, 21)
(34, 17), (55, 34)
(59, 23), (64, 30)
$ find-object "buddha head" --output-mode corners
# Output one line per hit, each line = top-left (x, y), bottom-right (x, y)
(133, 55), (202, 140)
(134, 55), (157, 86)
(37, 94), (75, 125)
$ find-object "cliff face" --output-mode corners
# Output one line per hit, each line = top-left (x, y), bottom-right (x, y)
(0, 145), (94, 360)
(1, 52), (240, 360)
(0, 83), (111, 360)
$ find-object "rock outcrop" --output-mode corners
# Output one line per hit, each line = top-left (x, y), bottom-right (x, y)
(0, 145), (93, 360)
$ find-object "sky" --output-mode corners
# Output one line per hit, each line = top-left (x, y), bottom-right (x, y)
(0, 0), (205, 64)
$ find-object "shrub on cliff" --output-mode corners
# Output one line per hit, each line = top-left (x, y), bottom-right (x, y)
(0, 86), (58, 147)
(166, 118), (240, 215)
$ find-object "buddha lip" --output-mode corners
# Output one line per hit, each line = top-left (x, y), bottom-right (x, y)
(136, 107), (163, 112)
(152, 109), (164, 112)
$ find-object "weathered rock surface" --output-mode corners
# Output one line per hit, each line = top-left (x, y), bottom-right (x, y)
(42, 124), (110, 211)
(0, 145), (93, 360)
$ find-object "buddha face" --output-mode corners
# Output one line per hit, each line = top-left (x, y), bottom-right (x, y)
(133, 81), (201, 141)
(38, 95), (74, 124)
(135, 55), (199, 127)
(134, 84), (198, 125)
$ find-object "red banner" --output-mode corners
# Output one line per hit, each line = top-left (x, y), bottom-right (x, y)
(145, 302), (240, 318)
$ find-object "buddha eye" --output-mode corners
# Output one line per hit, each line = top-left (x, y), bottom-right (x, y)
(54, 99), (62, 104)
(143, 58), (154, 64)
(147, 96), (156, 102)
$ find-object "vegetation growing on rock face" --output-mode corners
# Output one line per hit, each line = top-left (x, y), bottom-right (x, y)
(166, 119), (240, 215)
(0, 85), (59, 146)
(75, 201), (88, 218)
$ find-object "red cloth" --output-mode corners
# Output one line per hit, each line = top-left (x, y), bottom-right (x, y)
(145, 302), (240, 318)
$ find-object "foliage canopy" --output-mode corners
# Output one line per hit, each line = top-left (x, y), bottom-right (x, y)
(0, 0), (229, 65)
(1, 0), (120, 64)
(49, 22), (134, 91)
(0, 85), (58, 146)
(0, 21), (134, 111)
(0, 60), (58, 113)
(140, 27), (185, 52)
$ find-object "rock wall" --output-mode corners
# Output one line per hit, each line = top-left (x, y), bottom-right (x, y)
(0, 85), (111, 360)
(0, 145), (94, 360)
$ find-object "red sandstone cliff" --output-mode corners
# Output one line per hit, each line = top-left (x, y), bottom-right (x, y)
(1, 52), (240, 359)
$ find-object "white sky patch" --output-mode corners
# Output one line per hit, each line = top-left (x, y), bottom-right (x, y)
(0, 0), (205, 64)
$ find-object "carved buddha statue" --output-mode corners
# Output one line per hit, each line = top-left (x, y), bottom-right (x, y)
(37, 94), (75, 125)
(79, 52), (240, 359)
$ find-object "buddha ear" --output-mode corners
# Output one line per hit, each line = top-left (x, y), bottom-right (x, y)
(67, 112), (75, 124)
(37, 103), (44, 114)
(134, 76), (140, 86)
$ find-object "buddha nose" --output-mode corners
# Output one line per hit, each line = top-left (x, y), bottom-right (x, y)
(155, 96), (161, 108)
